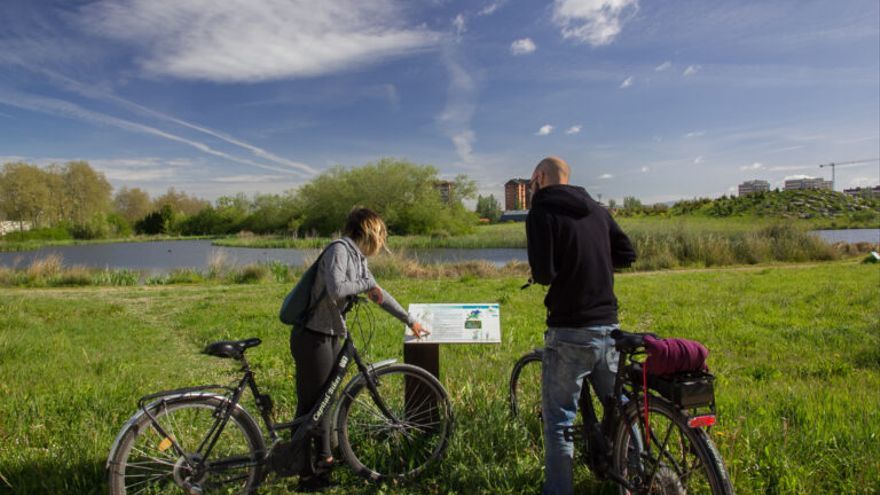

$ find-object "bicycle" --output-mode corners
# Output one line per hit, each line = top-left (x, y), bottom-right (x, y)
(106, 299), (454, 494)
(509, 329), (734, 494)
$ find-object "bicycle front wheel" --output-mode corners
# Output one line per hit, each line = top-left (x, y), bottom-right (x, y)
(107, 395), (266, 495)
(337, 363), (453, 482)
(611, 396), (733, 495)
(509, 349), (544, 443)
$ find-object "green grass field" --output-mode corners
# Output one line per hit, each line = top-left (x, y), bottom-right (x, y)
(1, 261), (878, 494)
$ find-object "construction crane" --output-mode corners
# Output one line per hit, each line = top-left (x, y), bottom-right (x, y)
(819, 158), (880, 190)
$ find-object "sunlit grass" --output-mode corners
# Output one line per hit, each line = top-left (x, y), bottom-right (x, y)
(1, 261), (877, 493)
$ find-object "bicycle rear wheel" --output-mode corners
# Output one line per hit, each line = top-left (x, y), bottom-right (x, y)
(509, 349), (544, 443)
(107, 395), (266, 495)
(336, 363), (453, 482)
(611, 396), (733, 495)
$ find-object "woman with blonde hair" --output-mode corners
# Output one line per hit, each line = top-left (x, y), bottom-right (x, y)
(290, 207), (426, 490)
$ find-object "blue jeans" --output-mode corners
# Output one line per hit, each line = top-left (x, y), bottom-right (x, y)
(542, 325), (620, 495)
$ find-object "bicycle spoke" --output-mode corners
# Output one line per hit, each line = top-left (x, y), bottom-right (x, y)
(109, 398), (262, 495)
(341, 366), (452, 481)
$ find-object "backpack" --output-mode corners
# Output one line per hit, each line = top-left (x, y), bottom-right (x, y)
(278, 241), (343, 326)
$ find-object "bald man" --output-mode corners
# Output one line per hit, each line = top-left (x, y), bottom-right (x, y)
(526, 156), (636, 495)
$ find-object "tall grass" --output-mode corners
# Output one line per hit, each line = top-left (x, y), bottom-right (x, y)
(0, 255), (140, 288)
(629, 223), (844, 270)
(0, 262), (877, 493)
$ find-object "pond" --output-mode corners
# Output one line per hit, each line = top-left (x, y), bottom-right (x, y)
(0, 240), (528, 273)
(810, 228), (879, 244)
(0, 229), (875, 273)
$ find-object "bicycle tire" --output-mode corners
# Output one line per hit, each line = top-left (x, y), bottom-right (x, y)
(107, 394), (266, 495)
(611, 395), (734, 495)
(509, 349), (544, 443)
(336, 363), (453, 482)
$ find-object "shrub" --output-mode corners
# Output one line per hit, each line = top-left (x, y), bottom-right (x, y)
(230, 264), (268, 284)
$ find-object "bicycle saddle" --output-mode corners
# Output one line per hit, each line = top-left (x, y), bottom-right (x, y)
(610, 329), (647, 353)
(203, 338), (262, 359)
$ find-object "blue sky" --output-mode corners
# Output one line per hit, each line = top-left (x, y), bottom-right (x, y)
(1, 0), (878, 203)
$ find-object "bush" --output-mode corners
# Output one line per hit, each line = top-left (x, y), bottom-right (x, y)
(229, 264), (269, 284)
(296, 158), (477, 236)
(0, 226), (71, 242)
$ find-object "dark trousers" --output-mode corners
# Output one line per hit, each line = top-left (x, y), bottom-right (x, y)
(290, 327), (342, 469)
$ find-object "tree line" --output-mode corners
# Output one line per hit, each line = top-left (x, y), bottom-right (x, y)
(0, 158), (490, 240)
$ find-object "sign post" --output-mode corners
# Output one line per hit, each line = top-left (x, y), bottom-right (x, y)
(403, 304), (501, 418)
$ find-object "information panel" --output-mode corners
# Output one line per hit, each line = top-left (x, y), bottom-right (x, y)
(405, 303), (501, 344)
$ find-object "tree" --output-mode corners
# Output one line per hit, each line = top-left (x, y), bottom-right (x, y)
(63, 161), (112, 226)
(476, 194), (502, 222)
(135, 205), (174, 235)
(607, 198), (617, 209)
(244, 192), (299, 233)
(114, 187), (153, 224)
(623, 196), (643, 211)
(154, 187), (210, 216)
(0, 162), (51, 230)
(296, 158), (476, 236)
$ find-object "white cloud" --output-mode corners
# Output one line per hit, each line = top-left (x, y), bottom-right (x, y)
(694, 156), (704, 164)
(451, 130), (476, 163)
(211, 174), (286, 183)
(453, 14), (467, 37)
(0, 90), (303, 176)
(438, 53), (477, 164)
(598, 173), (614, 179)
(740, 162), (764, 171)
(552, 0), (639, 46)
(565, 125), (583, 135)
(478, 1), (505, 16)
(640, 166), (650, 173)
(535, 124), (554, 136)
(620, 76), (633, 88)
(94, 159), (182, 182)
(684, 130), (705, 138)
(21, 68), (318, 175)
(655, 61), (672, 71)
(510, 38), (537, 55)
(79, 0), (442, 82)
(683, 65), (701, 76)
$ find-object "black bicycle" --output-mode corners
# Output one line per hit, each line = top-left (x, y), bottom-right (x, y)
(509, 330), (734, 495)
(106, 300), (454, 494)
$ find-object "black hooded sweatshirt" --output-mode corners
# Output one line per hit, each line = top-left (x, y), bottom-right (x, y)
(526, 185), (636, 327)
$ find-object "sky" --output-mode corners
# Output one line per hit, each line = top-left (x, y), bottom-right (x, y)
(0, 0), (878, 204)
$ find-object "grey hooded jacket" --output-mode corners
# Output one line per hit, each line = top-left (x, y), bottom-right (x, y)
(305, 237), (414, 336)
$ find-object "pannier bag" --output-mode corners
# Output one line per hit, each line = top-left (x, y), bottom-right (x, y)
(648, 372), (715, 409)
(278, 240), (342, 326)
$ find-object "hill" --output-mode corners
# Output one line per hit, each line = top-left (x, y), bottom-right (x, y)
(630, 189), (880, 224)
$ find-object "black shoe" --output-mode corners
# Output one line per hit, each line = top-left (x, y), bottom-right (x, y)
(297, 473), (336, 493)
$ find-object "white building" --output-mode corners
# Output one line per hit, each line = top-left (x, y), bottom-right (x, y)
(784, 177), (833, 191)
(738, 180), (770, 196)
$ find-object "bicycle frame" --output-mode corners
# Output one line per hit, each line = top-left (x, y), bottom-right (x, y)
(128, 333), (401, 478)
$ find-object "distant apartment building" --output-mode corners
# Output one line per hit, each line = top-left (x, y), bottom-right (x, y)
(738, 179), (770, 196)
(505, 178), (531, 211)
(435, 180), (454, 204)
(843, 185), (880, 199)
(784, 177), (833, 191)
